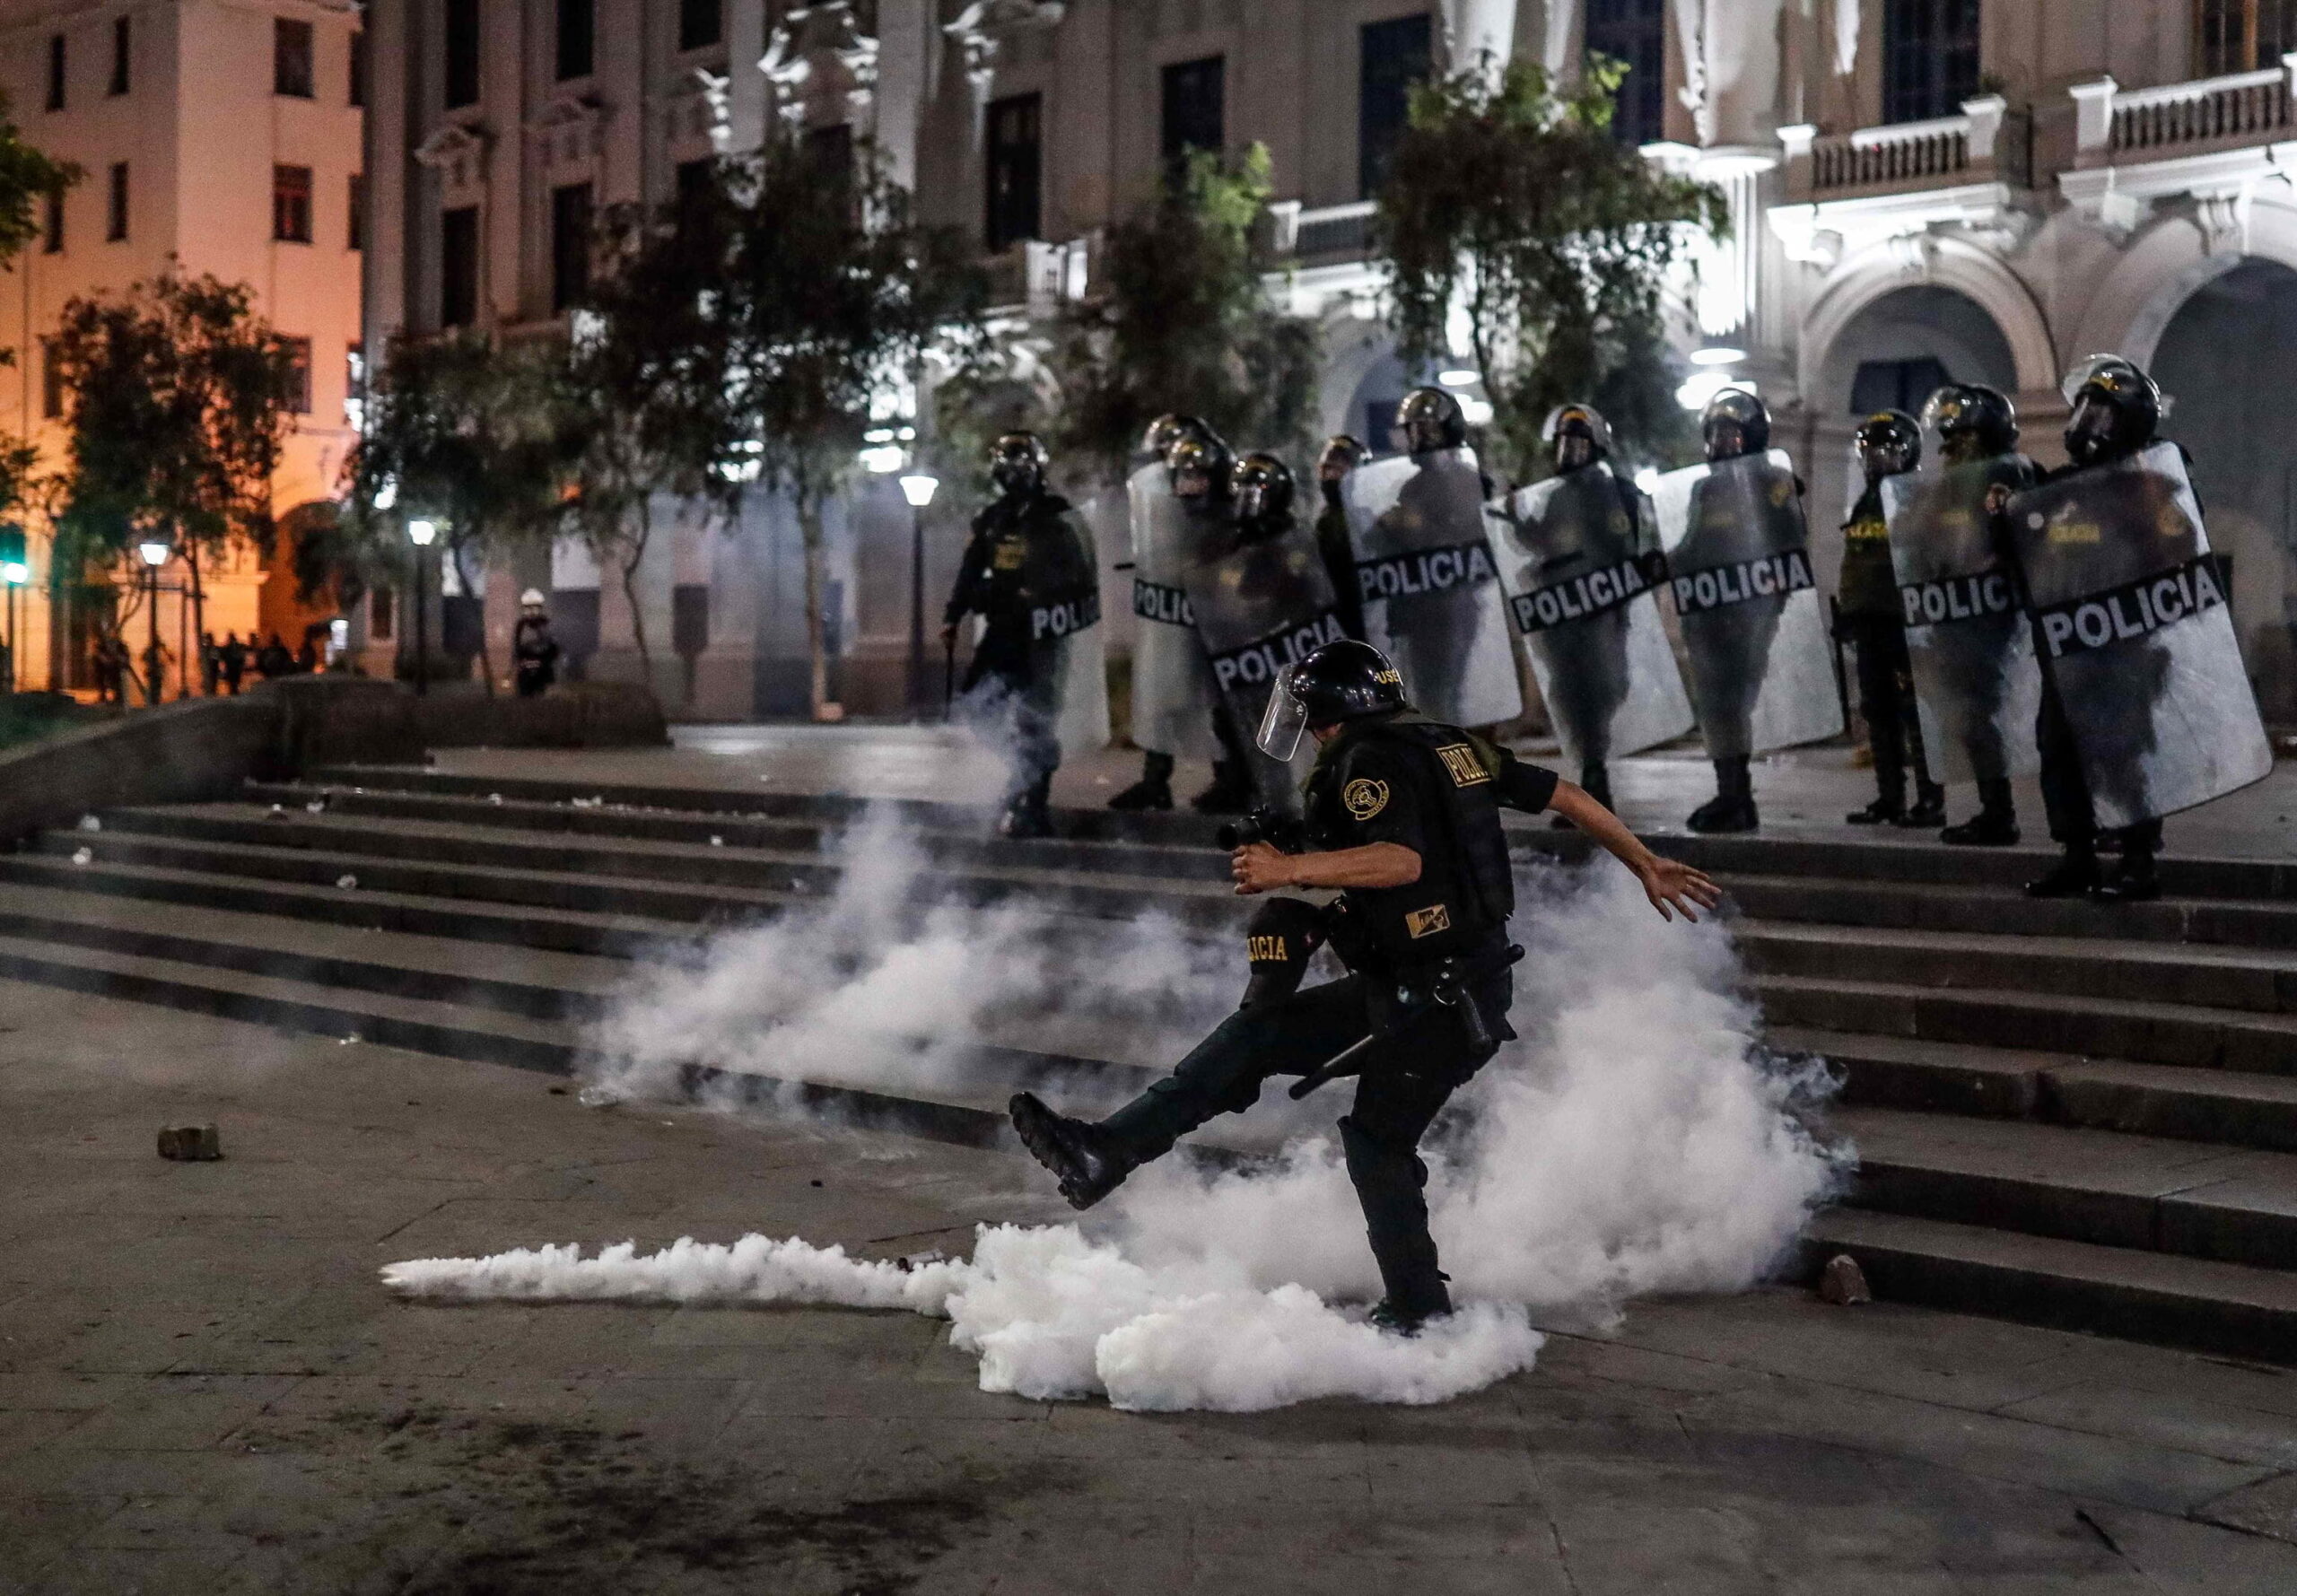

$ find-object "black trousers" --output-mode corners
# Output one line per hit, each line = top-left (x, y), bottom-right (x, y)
(1097, 967), (1512, 1314)
(2037, 679), (2162, 854)
(1843, 613), (1934, 794)
(962, 657), (1061, 796)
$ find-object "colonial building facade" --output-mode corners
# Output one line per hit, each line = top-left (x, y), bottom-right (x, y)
(0, 0), (365, 695)
(362, 0), (2297, 719)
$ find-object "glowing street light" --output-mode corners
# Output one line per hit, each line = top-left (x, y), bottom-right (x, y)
(406, 520), (437, 695)
(898, 473), (939, 509)
(135, 539), (170, 705)
(901, 471), (939, 716)
(1437, 369), (1480, 388)
(406, 519), (438, 547)
(137, 538), (171, 568)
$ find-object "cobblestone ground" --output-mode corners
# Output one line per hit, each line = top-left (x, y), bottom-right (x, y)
(5, 979), (2297, 1594)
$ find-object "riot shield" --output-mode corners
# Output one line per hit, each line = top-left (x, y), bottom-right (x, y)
(1341, 449), (1524, 728)
(1882, 458), (2042, 785)
(1126, 462), (1217, 760)
(1494, 463), (1691, 767)
(1183, 527), (1349, 808)
(1652, 449), (1842, 757)
(2004, 441), (2269, 827)
(1024, 510), (1112, 760)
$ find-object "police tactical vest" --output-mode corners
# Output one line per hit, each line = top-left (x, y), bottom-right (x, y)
(1838, 484), (1900, 619)
(1306, 716), (1515, 971)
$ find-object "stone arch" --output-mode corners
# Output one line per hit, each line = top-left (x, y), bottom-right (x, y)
(2073, 189), (2297, 367)
(1798, 238), (2057, 410)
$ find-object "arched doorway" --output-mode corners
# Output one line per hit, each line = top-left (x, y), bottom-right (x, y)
(2152, 257), (2297, 718)
(1805, 284), (2021, 589)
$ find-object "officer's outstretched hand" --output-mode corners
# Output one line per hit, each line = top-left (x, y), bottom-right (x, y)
(1230, 842), (1293, 895)
(1637, 856), (1724, 924)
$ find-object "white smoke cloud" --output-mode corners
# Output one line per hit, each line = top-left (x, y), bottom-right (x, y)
(388, 811), (1845, 1412)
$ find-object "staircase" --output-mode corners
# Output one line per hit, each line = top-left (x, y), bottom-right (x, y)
(8, 763), (2297, 1364)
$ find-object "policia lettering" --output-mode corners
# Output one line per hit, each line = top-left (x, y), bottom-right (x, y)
(1031, 593), (1102, 641)
(1131, 577), (1192, 627)
(1509, 553), (1671, 635)
(1357, 540), (1498, 604)
(1208, 612), (1348, 696)
(2033, 554), (2226, 659)
(1901, 571), (2018, 629)
(1670, 550), (1815, 615)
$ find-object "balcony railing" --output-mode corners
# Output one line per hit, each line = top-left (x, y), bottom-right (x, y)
(1781, 95), (2013, 203)
(1284, 200), (1375, 260)
(2072, 57), (2297, 167)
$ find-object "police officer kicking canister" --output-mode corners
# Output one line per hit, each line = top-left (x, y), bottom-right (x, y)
(943, 432), (1093, 841)
(1838, 411), (1943, 827)
(1008, 639), (1721, 1335)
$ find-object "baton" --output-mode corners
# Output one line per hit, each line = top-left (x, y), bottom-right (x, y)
(1288, 946), (1522, 1101)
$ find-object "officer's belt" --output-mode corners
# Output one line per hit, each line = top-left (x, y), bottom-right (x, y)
(1509, 552), (1669, 635)
(1288, 941), (1524, 1101)
(1132, 577), (1193, 627)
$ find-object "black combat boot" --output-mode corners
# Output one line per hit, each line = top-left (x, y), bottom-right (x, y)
(1109, 750), (1175, 811)
(2025, 843), (2100, 899)
(1941, 780), (2019, 846)
(1688, 756), (1758, 833)
(1847, 766), (1903, 825)
(1000, 777), (1054, 841)
(1368, 1288), (1452, 1337)
(1009, 1092), (1132, 1209)
(1895, 777), (1947, 829)
(1191, 761), (1252, 815)
(2091, 844), (2161, 903)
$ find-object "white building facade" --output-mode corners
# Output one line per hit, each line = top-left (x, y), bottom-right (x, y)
(362, 0), (2297, 720)
(0, 0), (365, 695)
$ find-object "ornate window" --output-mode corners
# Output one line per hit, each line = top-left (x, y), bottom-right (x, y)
(1161, 56), (1224, 177)
(1359, 13), (1431, 196)
(1585, 0), (1666, 146)
(1882, 0), (1981, 125)
(2197, 1), (2297, 74)
(984, 92), (1041, 250)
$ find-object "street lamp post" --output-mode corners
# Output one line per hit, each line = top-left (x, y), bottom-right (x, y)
(898, 472), (939, 720)
(407, 519), (437, 697)
(0, 527), (25, 696)
(136, 538), (170, 706)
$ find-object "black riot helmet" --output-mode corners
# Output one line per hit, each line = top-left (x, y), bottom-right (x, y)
(1143, 413), (1215, 467)
(2061, 354), (2163, 468)
(1232, 452), (1296, 528)
(989, 432), (1051, 497)
(1396, 387), (1469, 455)
(1700, 386), (1770, 462)
(1315, 433), (1368, 484)
(1854, 410), (1922, 484)
(1922, 383), (2019, 461)
(1168, 433), (1234, 508)
(1256, 639), (1408, 760)
(1543, 403), (1614, 472)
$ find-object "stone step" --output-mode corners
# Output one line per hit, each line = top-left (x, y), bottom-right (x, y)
(301, 763), (2297, 903)
(1837, 1105), (2297, 1271)
(1722, 872), (2297, 951)
(1803, 1208), (2297, 1366)
(85, 806), (1239, 928)
(1760, 973), (2297, 1074)
(0, 850), (697, 959)
(245, 781), (1228, 885)
(1739, 919), (2297, 1016)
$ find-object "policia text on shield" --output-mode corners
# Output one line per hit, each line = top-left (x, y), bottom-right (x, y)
(1008, 639), (1719, 1337)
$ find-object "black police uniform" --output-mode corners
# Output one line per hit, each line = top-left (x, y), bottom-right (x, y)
(946, 488), (1084, 802)
(1314, 486), (1367, 643)
(512, 618), (561, 699)
(1838, 481), (1939, 819)
(1094, 711), (1559, 1321)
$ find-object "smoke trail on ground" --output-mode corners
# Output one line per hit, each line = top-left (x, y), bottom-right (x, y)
(387, 810), (1845, 1411)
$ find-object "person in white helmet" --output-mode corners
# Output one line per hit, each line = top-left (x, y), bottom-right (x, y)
(513, 589), (561, 698)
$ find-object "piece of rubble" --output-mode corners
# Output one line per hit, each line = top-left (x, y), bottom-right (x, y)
(576, 1085), (623, 1109)
(75, 815), (100, 833)
(1818, 1253), (1872, 1306)
(157, 1123), (221, 1161)
(336, 873), (358, 891)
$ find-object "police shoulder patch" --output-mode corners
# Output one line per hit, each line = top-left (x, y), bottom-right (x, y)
(1436, 743), (1492, 787)
(1342, 778), (1390, 821)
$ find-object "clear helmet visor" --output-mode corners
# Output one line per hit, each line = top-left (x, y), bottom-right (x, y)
(1257, 668), (1311, 762)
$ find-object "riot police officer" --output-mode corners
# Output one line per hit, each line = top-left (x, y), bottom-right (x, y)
(1112, 414), (1222, 813)
(1314, 434), (1370, 641)
(1008, 639), (1720, 1334)
(1536, 402), (1651, 817)
(943, 432), (1095, 840)
(2023, 358), (2174, 902)
(1926, 382), (2037, 846)
(512, 589), (561, 700)
(1231, 450), (1293, 548)
(1838, 411), (1943, 827)
(1170, 432), (1258, 815)
(1680, 387), (1804, 833)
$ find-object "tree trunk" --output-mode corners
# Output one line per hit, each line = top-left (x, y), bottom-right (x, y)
(620, 493), (654, 688)
(453, 537), (496, 694)
(185, 540), (208, 692)
(798, 484), (830, 720)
